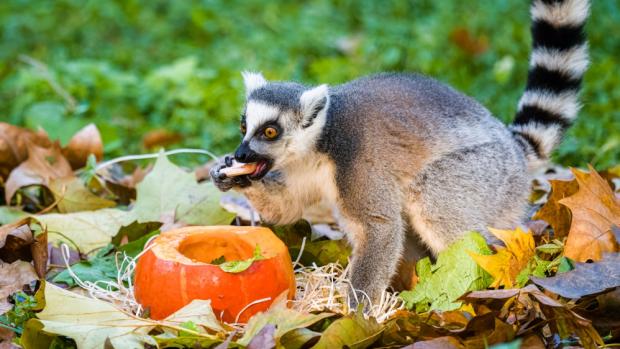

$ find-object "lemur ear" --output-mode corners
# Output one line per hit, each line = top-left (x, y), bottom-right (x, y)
(241, 71), (267, 97)
(299, 84), (329, 128)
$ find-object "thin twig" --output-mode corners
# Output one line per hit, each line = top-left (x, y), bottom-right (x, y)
(95, 148), (219, 172)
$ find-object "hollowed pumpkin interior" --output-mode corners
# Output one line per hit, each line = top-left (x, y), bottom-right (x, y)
(178, 232), (255, 264)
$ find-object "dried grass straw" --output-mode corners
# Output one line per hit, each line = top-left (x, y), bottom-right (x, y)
(59, 234), (159, 316)
(61, 234), (404, 330)
(292, 263), (404, 323)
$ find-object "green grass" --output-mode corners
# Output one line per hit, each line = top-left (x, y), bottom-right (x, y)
(1, 0), (618, 168)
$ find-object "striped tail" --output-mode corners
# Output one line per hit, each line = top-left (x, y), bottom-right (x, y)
(510, 0), (590, 168)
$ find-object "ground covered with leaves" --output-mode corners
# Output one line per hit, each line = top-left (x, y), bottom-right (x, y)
(1, 123), (619, 349)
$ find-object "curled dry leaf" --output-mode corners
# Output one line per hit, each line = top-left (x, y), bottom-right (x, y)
(0, 122), (51, 180)
(532, 178), (579, 238)
(4, 143), (73, 203)
(468, 227), (535, 289)
(61, 123), (103, 169)
(31, 231), (48, 279)
(0, 218), (34, 263)
(561, 165), (620, 262)
(0, 218), (47, 279)
(103, 165), (151, 205)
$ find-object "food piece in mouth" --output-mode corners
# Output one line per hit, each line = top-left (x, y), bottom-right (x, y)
(219, 160), (258, 177)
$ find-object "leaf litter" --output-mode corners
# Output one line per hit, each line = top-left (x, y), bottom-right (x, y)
(0, 123), (619, 348)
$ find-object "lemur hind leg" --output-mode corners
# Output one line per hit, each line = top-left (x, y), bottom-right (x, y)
(406, 141), (530, 253)
(391, 227), (432, 291)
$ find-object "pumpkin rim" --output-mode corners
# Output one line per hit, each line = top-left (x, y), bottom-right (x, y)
(146, 225), (283, 266)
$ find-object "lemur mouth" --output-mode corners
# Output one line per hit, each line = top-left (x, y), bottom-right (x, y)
(248, 159), (273, 180)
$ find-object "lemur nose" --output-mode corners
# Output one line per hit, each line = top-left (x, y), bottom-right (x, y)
(234, 141), (252, 162)
(235, 151), (247, 162)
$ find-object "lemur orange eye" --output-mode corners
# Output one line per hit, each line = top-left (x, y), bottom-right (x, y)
(264, 127), (278, 139)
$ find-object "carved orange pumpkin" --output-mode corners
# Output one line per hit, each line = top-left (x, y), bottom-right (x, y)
(134, 226), (296, 323)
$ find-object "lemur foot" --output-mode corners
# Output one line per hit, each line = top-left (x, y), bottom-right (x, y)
(210, 155), (252, 191)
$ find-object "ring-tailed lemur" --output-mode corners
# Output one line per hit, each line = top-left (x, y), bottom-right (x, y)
(211, 0), (590, 302)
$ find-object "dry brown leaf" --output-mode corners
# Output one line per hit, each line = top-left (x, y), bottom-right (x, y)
(461, 285), (603, 349)
(142, 129), (182, 150)
(0, 218), (34, 263)
(0, 327), (15, 348)
(468, 227), (535, 288)
(117, 165), (150, 188)
(31, 231), (48, 279)
(103, 165), (151, 205)
(4, 142), (73, 203)
(62, 123), (103, 169)
(520, 334), (546, 349)
(533, 178), (579, 238)
(0, 260), (37, 303)
(561, 165), (620, 262)
(404, 336), (463, 349)
(0, 123), (51, 180)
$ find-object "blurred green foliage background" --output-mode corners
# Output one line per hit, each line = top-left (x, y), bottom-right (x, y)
(0, 0), (618, 168)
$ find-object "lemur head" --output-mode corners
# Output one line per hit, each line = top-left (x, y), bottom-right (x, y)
(234, 71), (330, 178)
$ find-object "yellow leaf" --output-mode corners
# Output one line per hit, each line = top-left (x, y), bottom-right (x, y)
(49, 177), (116, 213)
(560, 165), (620, 262)
(533, 178), (579, 238)
(468, 227), (535, 288)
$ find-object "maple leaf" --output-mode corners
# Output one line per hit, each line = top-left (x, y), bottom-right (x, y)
(400, 232), (492, 312)
(130, 152), (235, 226)
(533, 178), (579, 238)
(561, 165), (620, 262)
(468, 227), (535, 288)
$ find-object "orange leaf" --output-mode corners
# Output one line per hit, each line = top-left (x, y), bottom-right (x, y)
(560, 165), (620, 262)
(533, 178), (579, 238)
(468, 227), (535, 288)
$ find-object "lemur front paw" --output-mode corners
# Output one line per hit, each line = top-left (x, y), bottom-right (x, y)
(210, 155), (252, 191)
